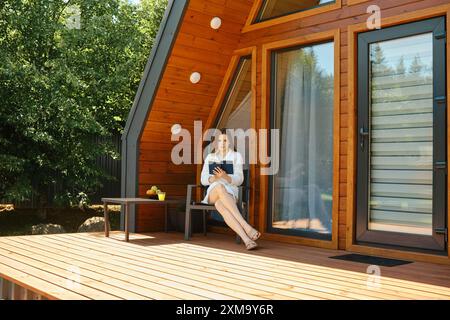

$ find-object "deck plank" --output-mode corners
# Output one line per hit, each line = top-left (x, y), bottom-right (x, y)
(64, 233), (449, 300)
(62, 234), (407, 299)
(0, 239), (177, 300)
(14, 235), (294, 300)
(41, 234), (340, 300)
(146, 232), (450, 291)
(2, 237), (239, 300)
(2, 236), (254, 300)
(0, 262), (88, 300)
(42, 233), (447, 300)
(0, 231), (449, 300)
(0, 250), (120, 300)
(9, 237), (297, 300)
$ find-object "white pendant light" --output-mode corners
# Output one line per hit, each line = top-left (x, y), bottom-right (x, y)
(190, 72), (201, 84)
(210, 17), (222, 30)
(171, 124), (182, 135)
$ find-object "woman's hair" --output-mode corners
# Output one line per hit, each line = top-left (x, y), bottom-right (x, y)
(218, 128), (228, 135)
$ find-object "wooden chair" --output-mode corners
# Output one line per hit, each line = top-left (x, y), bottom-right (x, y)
(184, 169), (250, 243)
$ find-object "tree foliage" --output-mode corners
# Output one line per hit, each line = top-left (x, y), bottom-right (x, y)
(0, 0), (167, 206)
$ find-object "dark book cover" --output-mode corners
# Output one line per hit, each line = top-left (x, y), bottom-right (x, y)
(209, 161), (234, 175)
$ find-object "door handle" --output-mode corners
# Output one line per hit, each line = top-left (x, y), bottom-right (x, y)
(359, 127), (369, 150)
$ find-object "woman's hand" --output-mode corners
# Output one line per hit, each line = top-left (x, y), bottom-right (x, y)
(213, 167), (231, 183)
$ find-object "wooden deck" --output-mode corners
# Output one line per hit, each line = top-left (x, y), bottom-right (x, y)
(0, 231), (450, 300)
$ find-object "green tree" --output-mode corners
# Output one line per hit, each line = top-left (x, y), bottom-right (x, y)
(396, 56), (406, 76)
(409, 55), (424, 74)
(371, 43), (393, 76)
(0, 0), (167, 208)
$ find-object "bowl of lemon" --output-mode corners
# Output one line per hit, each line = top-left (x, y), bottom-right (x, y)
(146, 185), (166, 200)
(146, 185), (160, 200)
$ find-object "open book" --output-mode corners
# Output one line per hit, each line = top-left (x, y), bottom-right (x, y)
(209, 161), (234, 175)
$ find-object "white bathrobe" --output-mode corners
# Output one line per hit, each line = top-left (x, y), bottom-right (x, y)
(200, 150), (244, 204)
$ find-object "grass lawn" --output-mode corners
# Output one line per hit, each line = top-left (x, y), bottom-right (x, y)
(0, 205), (121, 237)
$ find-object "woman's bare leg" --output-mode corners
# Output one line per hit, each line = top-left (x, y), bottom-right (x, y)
(209, 184), (256, 235)
(214, 199), (252, 244)
(207, 184), (222, 204)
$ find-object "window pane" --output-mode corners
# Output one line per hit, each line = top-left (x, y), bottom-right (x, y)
(368, 33), (434, 235)
(216, 58), (252, 133)
(271, 42), (334, 236)
(256, 0), (334, 22)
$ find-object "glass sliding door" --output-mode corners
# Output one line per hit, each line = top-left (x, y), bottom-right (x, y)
(356, 17), (447, 252)
(268, 41), (335, 240)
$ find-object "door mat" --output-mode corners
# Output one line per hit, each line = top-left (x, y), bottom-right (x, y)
(329, 254), (413, 267)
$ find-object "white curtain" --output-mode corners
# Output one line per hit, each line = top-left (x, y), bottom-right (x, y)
(272, 45), (333, 234)
(224, 91), (251, 170)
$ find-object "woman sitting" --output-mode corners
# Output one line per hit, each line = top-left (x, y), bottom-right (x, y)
(200, 129), (260, 250)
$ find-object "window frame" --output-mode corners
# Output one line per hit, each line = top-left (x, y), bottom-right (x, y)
(260, 29), (341, 247)
(255, 0), (336, 24)
(347, 0), (369, 6)
(242, 0), (342, 33)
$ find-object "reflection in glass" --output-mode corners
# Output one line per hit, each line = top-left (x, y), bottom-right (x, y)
(368, 33), (433, 235)
(271, 42), (334, 236)
(256, 0), (334, 22)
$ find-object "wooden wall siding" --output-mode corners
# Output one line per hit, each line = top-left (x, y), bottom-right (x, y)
(235, 0), (450, 251)
(137, 0), (254, 231)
